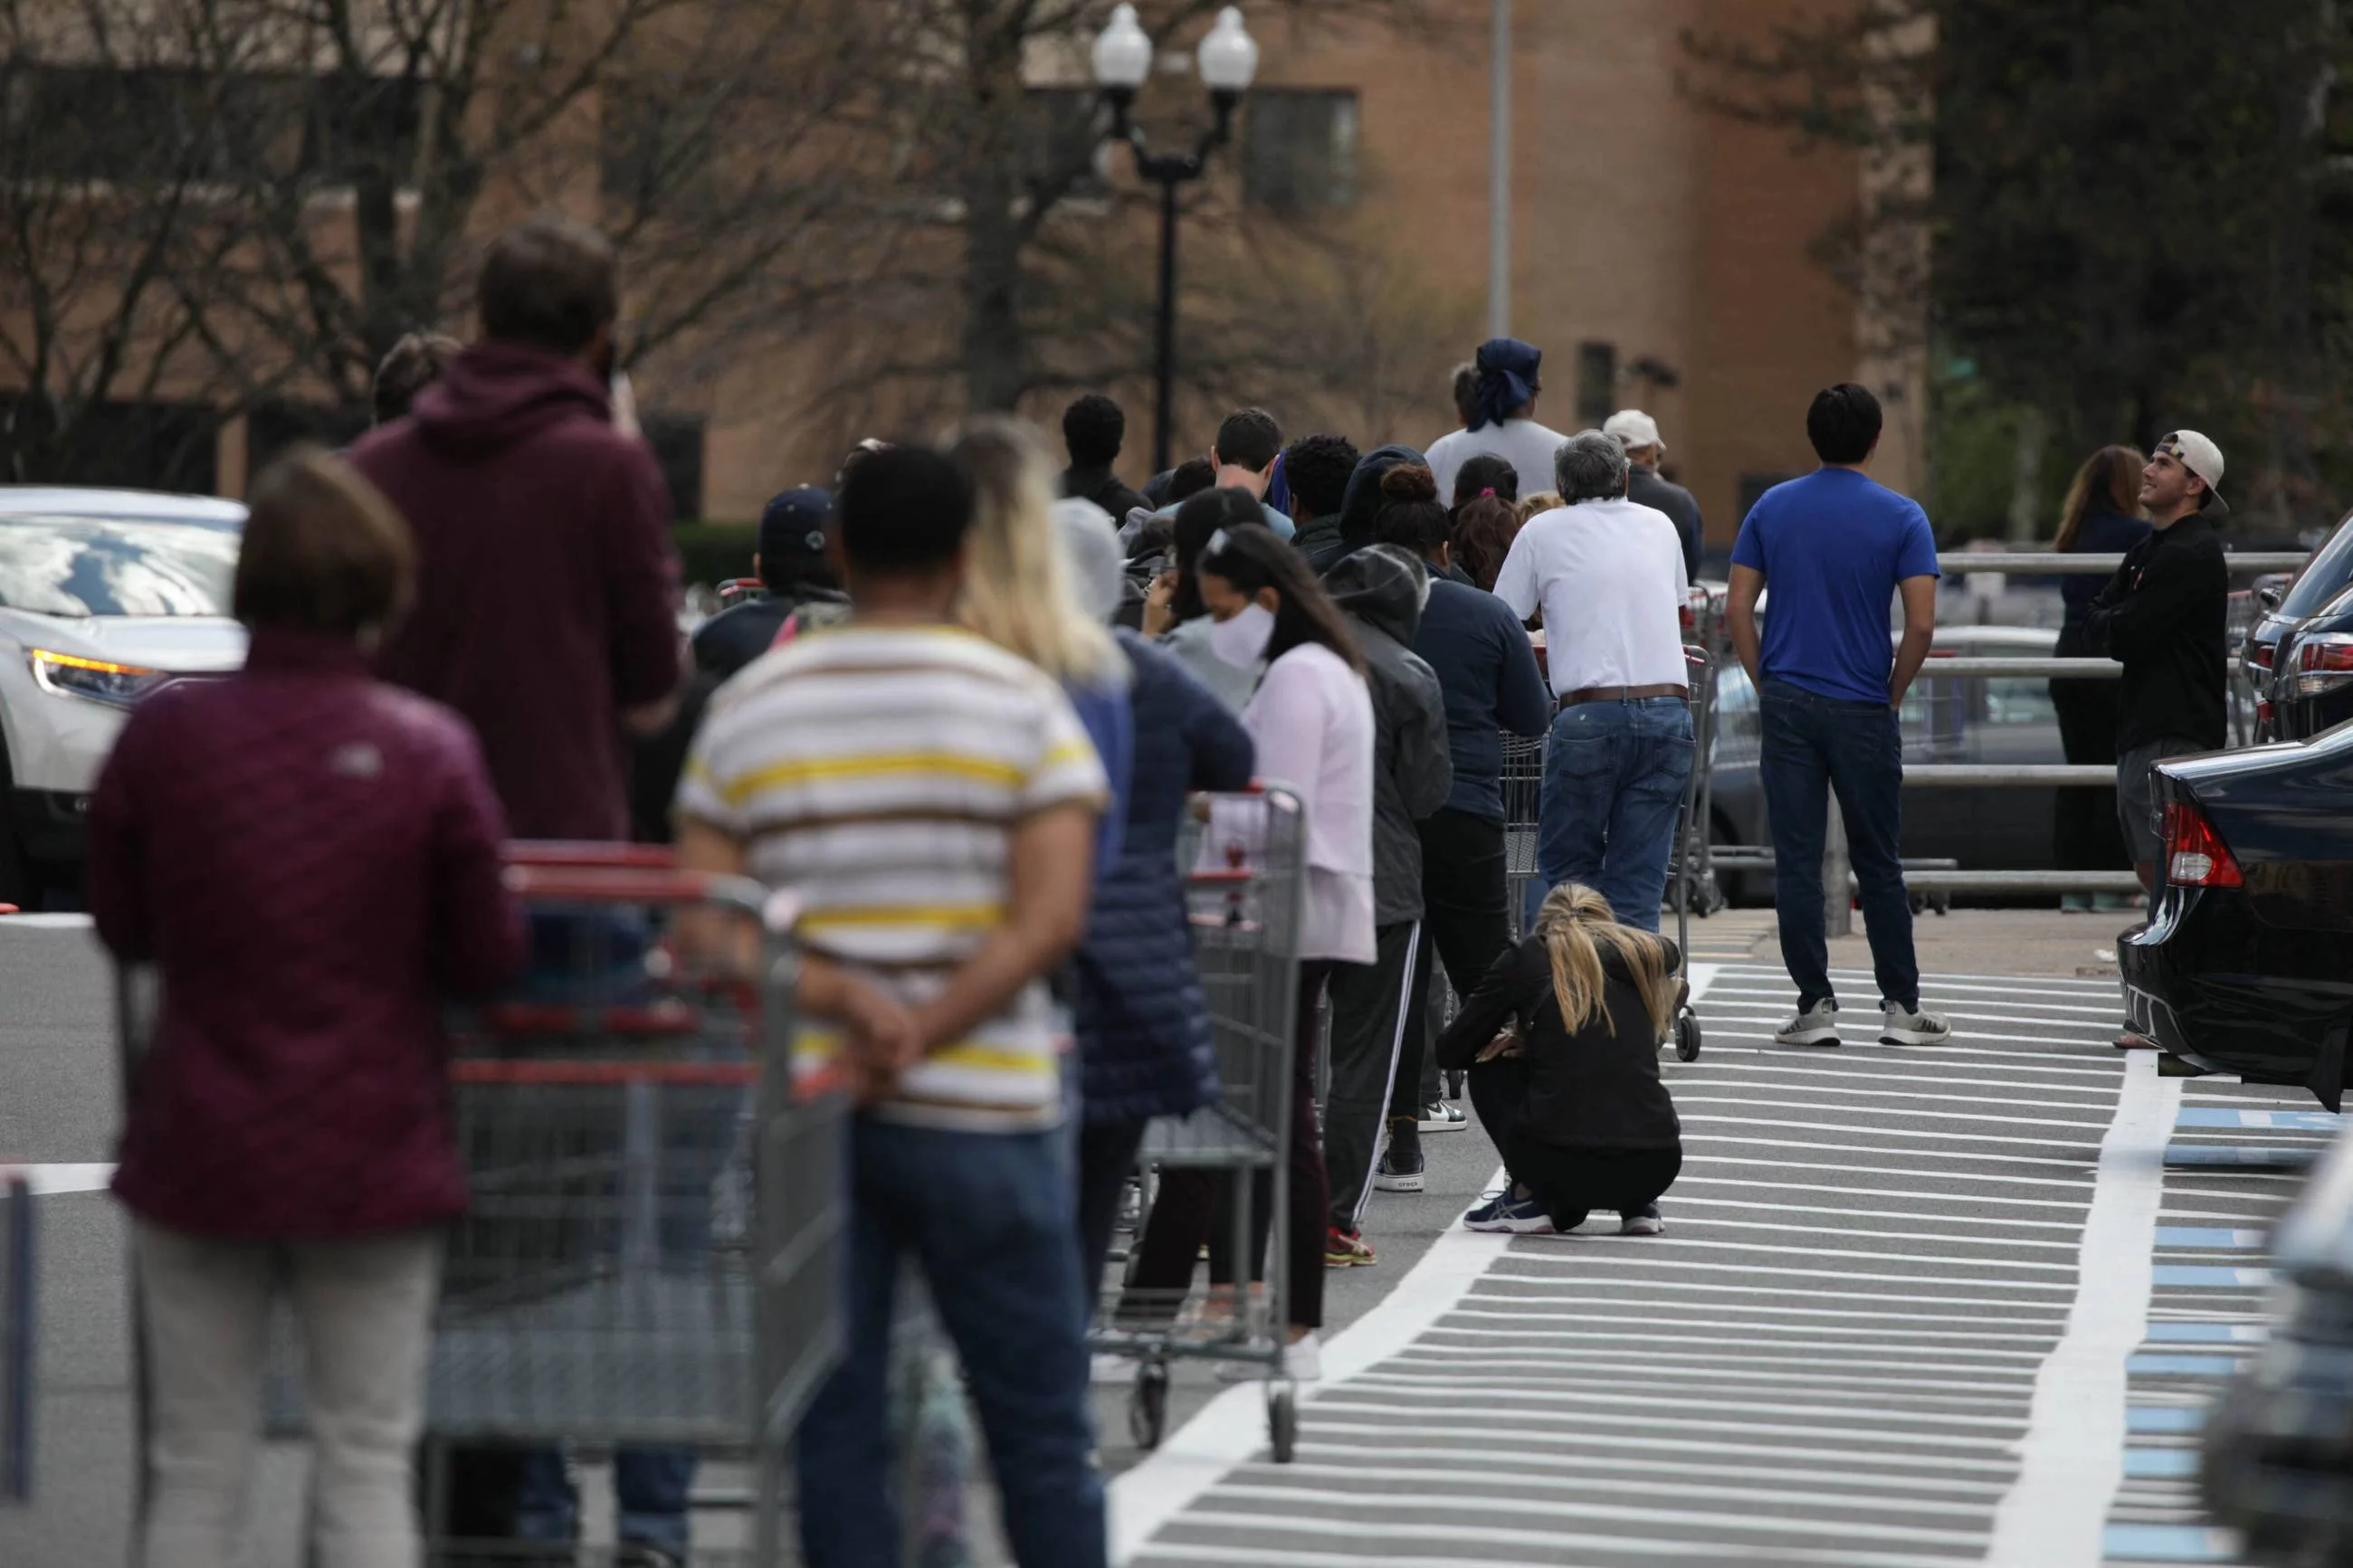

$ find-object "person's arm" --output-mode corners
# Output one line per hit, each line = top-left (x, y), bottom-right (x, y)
(1727, 564), (1766, 688)
(1890, 575), (1938, 706)
(1491, 526), (1542, 624)
(1398, 667), (1454, 820)
(1180, 670), (1258, 791)
(910, 803), (1097, 1050)
(1435, 939), (1545, 1072)
(1682, 499), (1703, 586)
(1495, 604), (1554, 737)
(84, 713), (153, 962)
(604, 442), (684, 729)
(430, 733), (529, 998)
(2086, 542), (2224, 662)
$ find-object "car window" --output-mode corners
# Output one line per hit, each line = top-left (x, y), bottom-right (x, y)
(2281, 518), (2353, 619)
(0, 516), (239, 617)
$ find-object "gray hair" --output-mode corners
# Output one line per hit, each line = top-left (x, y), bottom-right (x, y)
(1554, 430), (1631, 504)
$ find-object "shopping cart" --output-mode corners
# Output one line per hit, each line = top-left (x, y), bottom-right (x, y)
(1664, 643), (1718, 1063)
(1, 1166), (30, 1505)
(115, 842), (844, 1565)
(1091, 786), (1309, 1462)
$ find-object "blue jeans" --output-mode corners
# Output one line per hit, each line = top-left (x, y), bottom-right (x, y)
(1529, 697), (1695, 934)
(798, 1117), (1105, 1568)
(1758, 679), (1920, 1012)
(514, 1448), (695, 1550)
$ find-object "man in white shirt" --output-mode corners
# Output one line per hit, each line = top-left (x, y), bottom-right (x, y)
(1424, 337), (1571, 502)
(1495, 430), (1692, 932)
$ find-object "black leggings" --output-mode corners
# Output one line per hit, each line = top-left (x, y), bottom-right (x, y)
(1468, 1058), (1681, 1229)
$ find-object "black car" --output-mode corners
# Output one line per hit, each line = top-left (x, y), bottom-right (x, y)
(2120, 726), (2353, 1109)
(2270, 578), (2353, 741)
(2249, 513), (2353, 736)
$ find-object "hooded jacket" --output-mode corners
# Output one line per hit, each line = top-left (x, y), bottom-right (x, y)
(348, 343), (681, 842)
(1323, 546), (1453, 925)
(1336, 445), (1425, 560)
(2084, 499), (2231, 753)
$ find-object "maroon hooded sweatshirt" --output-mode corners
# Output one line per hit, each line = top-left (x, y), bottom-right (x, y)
(348, 342), (681, 841)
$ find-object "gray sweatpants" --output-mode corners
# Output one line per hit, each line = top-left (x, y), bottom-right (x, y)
(1324, 920), (1424, 1235)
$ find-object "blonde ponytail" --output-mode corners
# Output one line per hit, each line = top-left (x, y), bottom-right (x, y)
(948, 416), (1124, 688)
(1535, 883), (1677, 1042)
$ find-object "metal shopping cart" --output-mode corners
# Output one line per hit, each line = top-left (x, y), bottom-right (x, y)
(1664, 644), (1720, 1064)
(115, 842), (844, 1565)
(1091, 786), (1308, 1462)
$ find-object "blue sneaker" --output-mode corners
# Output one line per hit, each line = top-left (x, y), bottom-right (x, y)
(1463, 1191), (1555, 1234)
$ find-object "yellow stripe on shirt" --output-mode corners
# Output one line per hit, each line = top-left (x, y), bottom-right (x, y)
(797, 902), (1005, 935)
(719, 751), (1030, 808)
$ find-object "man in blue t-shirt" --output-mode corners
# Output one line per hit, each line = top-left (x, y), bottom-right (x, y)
(1727, 385), (1952, 1050)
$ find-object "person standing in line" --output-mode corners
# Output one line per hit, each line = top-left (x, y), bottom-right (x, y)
(1122, 523), (1375, 1380)
(1496, 432), (1692, 936)
(1450, 491), (1526, 594)
(2085, 433), (2230, 897)
(1139, 407), (1296, 540)
(345, 214), (689, 1554)
(1441, 884), (1683, 1237)
(1059, 394), (1152, 522)
(691, 487), (848, 680)
(1451, 361), (1481, 431)
(89, 450), (527, 1568)
(676, 446), (1110, 1568)
(1725, 384), (1951, 1049)
(2048, 447), (2152, 913)
(1423, 337), (1570, 502)
(1451, 452), (1520, 511)
(1332, 443), (1427, 565)
(1145, 487), (1268, 711)
(1049, 507), (1256, 1298)
(1605, 408), (1706, 585)
(1369, 468), (1551, 1193)
(1284, 432), (1364, 575)
(1319, 521), (1453, 1264)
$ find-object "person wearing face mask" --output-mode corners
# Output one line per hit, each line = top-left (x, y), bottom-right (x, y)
(1121, 522), (1374, 1382)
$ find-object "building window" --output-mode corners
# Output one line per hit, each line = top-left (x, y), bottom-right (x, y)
(1577, 341), (1618, 426)
(1242, 90), (1358, 212)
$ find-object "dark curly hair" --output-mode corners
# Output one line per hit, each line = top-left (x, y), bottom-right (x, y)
(1062, 393), (1127, 469)
(1282, 433), (1360, 521)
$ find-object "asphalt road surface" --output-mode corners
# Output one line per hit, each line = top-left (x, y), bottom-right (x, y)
(0, 927), (2329, 1567)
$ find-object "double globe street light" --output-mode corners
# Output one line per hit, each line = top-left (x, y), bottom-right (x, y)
(1091, 5), (1260, 473)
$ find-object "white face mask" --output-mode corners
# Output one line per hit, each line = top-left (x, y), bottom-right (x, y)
(1207, 601), (1275, 670)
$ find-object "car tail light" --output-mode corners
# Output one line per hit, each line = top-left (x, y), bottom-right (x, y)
(2163, 800), (2243, 889)
(2251, 641), (2277, 671)
(2292, 634), (2353, 697)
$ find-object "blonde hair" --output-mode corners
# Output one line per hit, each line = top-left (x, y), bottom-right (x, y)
(1535, 883), (1678, 1041)
(948, 417), (1124, 686)
(1519, 492), (1564, 524)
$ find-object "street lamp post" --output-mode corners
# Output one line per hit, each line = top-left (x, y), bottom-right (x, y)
(1092, 5), (1260, 474)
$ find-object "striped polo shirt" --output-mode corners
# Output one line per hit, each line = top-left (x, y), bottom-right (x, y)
(678, 623), (1107, 1131)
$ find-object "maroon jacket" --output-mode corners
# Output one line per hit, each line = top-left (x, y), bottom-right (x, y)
(90, 629), (527, 1239)
(348, 343), (681, 841)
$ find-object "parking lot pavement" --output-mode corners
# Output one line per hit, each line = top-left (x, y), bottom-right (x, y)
(1109, 961), (2311, 1568)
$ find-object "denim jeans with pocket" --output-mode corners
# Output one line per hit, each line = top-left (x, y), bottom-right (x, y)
(1758, 679), (1919, 1012)
(1529, 697), (1695, 934)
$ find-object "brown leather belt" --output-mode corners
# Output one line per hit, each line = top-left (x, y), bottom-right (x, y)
(1558, 682), (1685, 709)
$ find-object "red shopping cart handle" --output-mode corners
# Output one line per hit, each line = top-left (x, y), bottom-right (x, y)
(476, 1000), (704, 1037)
(502, 863), (756, 907)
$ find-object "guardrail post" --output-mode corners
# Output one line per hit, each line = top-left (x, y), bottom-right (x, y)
(1824, 802), (1853, 939)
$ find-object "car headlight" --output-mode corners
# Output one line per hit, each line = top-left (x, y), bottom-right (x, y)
(28, 649), (166, 708)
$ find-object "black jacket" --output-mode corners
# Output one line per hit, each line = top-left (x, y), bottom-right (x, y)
(1629, 466), (1704, 585)
(1436, 934), (1683, 1151)
(691, 584), (849, 681)
(1293, 512), (1350, 575)
(2083, 507), (2229, 753)
(1322, 547), (1453, 926)
(1062, 463), (1151, 523)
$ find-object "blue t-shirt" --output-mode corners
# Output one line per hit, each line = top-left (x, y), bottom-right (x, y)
(1730, 469), (1940, 705)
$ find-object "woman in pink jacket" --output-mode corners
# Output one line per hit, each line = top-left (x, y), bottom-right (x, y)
(88, 449), (525, 1568)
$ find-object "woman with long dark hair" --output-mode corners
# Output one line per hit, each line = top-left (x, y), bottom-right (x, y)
(2050, 446), (2151, 910)
(1142, 487), (1267, 712)
(1122, 521), (1373, 1381)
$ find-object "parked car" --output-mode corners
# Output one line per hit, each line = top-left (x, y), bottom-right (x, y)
(0, 489), (248, 907)
(2268, 577), (2353, 742)
(2246, 512), (2353, 736)
(2202, 1126), (2353, 1562)
(2120, 724), (2353, 1110)
(1709, 625), (2068, 903)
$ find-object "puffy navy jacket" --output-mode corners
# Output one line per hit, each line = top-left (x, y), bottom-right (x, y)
(1074, 628), (1257, 1124)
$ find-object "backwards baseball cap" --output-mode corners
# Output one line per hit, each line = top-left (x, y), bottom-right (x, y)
(758, 486), (835, 570)
(1604, 409), (1664, 453)
(2154, 431), (2224, 495)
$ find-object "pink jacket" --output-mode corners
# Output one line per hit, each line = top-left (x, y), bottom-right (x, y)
(89, 628), (526, 1239)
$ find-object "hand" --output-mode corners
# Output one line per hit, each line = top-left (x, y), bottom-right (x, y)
(837, 979), (922, 1106)
(1141, 572), (1176, 637)
(1476, 1024), (1523, 1062)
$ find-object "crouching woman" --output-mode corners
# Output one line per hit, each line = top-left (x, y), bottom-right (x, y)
(1437, 883), (1682, 1237)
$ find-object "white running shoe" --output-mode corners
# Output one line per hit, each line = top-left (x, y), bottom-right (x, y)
(1881, 1003), (1953, 1046)
(1773, 997), (1841, 1047)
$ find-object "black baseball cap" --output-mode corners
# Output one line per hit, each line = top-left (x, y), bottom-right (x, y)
(759, 487), (835, 567)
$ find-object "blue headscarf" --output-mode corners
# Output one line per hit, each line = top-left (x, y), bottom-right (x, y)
(1470, 337), (1542, 432)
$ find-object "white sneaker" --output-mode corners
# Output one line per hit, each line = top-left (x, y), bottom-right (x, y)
(1881, 1003), (1953, 1046)
(1773, 997), (1841, 1047)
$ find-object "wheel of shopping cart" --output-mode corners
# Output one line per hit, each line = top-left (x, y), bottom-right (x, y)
(1130, 1361), (1170, 1450)
(1674, 1007), (1702, 1063)
(1268, 1382), (1299, 1464)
